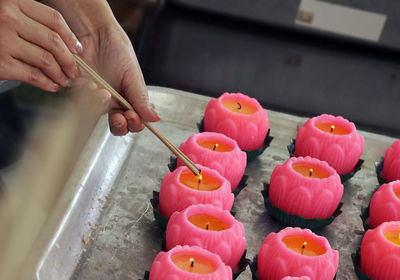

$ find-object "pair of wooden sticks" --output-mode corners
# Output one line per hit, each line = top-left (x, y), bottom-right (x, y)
(74, 55), (201, 176)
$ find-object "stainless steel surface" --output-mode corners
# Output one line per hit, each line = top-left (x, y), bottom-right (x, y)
(36, 86), (396, 280)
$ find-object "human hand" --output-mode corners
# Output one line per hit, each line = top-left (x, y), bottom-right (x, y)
(70, 25), (160, 135)
(0, 0), (81, 92)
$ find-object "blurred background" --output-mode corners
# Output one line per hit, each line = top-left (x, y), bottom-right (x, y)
(0, 0), (399, 278)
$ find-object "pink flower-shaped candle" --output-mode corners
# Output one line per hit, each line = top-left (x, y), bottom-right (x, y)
(281, 277), (311, 280)
(269, 157), (343, 219)
(369, 181), (400, 228)
(158, 164), (234, 218)
(177, 132), (246, 191)
(203, 92), (269, 151)
(149, 245), (232, 280)
(382, 140), (400, 182)
(166, 204), (246, 268)
(257, 227), (338, 280)
(295, 114), (364, 174)
(361, 221), (400, 279)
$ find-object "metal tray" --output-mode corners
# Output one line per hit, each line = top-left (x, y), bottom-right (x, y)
(36, 86), (396, 279)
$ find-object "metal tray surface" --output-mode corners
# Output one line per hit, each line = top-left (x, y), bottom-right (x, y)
(36, 86), (396, 280)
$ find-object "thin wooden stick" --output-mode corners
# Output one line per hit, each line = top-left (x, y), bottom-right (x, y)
(74, 55), (200, 175)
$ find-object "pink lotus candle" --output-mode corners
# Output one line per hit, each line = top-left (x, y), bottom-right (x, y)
(149, 245), (232, 280)
(281, 277), (311, 280)
(203, 92), (269, 151)
(382, 140), (400, 182)
(360, 221), (400, 279)
(269, 157), (343, 219)
(369, 181), (400, 228)
(158, 164), (234, 218)
(295, 114), (364, 174)
(177, 132), (246, 191)
(166, 204), (246, 268)
(257, 227), (338, 280)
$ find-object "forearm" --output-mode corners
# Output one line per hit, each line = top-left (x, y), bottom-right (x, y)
(40, 0), (119, 37)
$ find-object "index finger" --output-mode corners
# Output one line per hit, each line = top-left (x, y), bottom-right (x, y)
(19, 0), (82, 54)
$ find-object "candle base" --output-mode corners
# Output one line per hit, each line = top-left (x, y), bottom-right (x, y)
(150, 191), (169, 230)
(249, 255), (259, 280)
(352, 250), (373, 280)
(250, 255), (337, 280)
(375, 158), (388, 185)
(287, 139), (364, 183)
(232, 250), (250, 279)
(198, 118), (274, 161)
(360, 205), (371, 232)
(168, 157), (249, 197)
(262, 184), (343, 231)
(141, 270), (150, 280)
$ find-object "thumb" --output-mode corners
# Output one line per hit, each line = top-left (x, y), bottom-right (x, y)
(121, 68), (160, 122)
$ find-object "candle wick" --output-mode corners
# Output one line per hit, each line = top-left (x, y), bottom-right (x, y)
(237, 102), (242, 110)
(190, 258), (194, 268)
(309, 169), (313, 177)
(213, 144), (218, 151)
(197, 174), (202, 190)
(301, 241), (307, 255)
(206, 222), (209, 230)
(330, 125), (335, 133)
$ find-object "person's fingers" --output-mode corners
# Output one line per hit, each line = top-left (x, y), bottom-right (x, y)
(67, 77), (112, 114)
(108, 110), (129, 136)
(19, 0), (82, 54)
(3, 58), (60, 92)
(124, 110), (145, 133)
(120, 67), (160, 123)
(17, 14), (79, 80)
(10, 37), (70, 87)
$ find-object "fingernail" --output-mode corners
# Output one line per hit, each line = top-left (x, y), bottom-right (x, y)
(149, 106), (160, 120)
(127, 122), (135, 132)
(75, 41), (83, 54)
(51, 83), (60, 92)
(113, 122), (123, 128)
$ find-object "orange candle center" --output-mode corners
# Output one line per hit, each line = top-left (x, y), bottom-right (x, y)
(394, 188), (400, 200)
(282, 236), (326, 256)
(222, 99), (258, 115)
(188, 214), (230, 231)
(292, 163), (331, 179)
(197, 139), (234, 152)
(315, 122), (351, 135)
(171, 253), (216, 274)
(384, 231), (400, 246)
(180, 171), (221, 191)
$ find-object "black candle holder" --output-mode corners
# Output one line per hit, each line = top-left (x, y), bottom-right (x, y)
(352, 249), (373, 280)
(360, 205), (371, 232)
(375, 158), (388, 186)
(359, 182), (383, 232)
(197, 118), (274, 162)
(150, 191), (169, 230)
(287, 138), (364, 184)
(262, 183), (343, 231)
